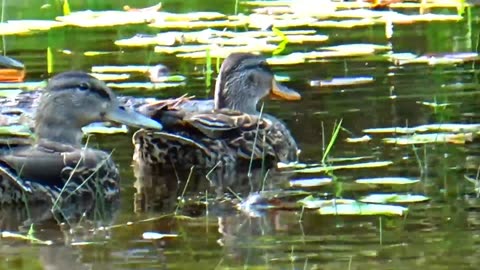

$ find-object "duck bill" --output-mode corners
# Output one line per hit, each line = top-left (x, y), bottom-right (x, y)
(0, 55), (26, 82)
(270, 79), (301, 101)
(106, 108), (163, 130)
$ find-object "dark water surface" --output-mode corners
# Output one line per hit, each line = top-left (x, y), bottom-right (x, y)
(2, 0), (480, 269)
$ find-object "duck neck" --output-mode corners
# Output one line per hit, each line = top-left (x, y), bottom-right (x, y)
(35, 97), (84, 147)
(214, 79), (259, 115)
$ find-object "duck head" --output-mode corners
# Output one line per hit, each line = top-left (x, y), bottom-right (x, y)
(35, 71), (162, 146)
(214, 53), (301, 115)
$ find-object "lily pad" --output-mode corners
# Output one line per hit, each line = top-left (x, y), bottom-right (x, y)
(293, 160), (393, 173)
(382, 132), (473, 145)
(0, 90), (23, 98)
(355, 177), (420, 185)
(90, 73), (130, 81)
(318, 201), (407, 216)
(363, 123), (480, 134)
(345, 135), (372, 143)
(0, 125), (32, 136)
(359, 193), (429, 203)
(82, 123), (128, 134)
(298, 196), (356, 209)
(142, 232), (178, 240)
(310, 76), (374, 87)
(107, 82), (185, 90)
(289, 177), (332, 187)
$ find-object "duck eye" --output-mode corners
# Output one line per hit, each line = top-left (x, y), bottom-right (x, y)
(78, 82), (90, 90)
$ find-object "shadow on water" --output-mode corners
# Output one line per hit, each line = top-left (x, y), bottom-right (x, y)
(2, 0), (480, 269)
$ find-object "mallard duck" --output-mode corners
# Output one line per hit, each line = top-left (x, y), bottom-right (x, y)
(133, 52), (301, 171)
(0, 71), (162, 205)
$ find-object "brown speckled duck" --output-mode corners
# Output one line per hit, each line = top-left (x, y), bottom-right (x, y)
(0, 71), (162, 205)
(133, 53), (301, 172)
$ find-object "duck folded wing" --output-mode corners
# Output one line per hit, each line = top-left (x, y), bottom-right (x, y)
(0, 142), (119, 202)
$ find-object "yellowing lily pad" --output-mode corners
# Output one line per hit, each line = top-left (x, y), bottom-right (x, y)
(0, 125), (32, 136)
(0, 81), (46, 90)
(318, 201), (407, 216)
(107, 82), (185, 90)
(363, 123), (480, 134)
(82, 123), (128, 135)
(382, 133), (473, 145)
(310, 76), (374, 87)
(298, 196), (356, 209)
(0, 90), (23, 98)
(360, 193), (429, 203)
(142, 232), (178, 240)
(92, 65), (151, 73)
(293, 161), (393, 173)
(90, 73), (130, 81)
(57, 10), (156, 27)
(355, 177), (420, 185)
(289, 177), (332, 187)
(345, 135), (372, 143)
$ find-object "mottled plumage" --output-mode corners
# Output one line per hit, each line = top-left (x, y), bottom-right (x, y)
(0, 71), (162, 205)
(133, 53), (301, 171)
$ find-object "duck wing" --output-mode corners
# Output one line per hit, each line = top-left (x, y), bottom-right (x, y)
(0, 141), (119, 203)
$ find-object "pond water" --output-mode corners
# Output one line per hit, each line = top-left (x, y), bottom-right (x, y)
(2, 0), (480, 269)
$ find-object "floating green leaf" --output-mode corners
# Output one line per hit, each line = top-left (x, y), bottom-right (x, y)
(359, 193), (429, 204)
(293, 161), (393, 173)
(318, 201), (407, 216)
(82, 123), (128, 135)
(289, 178), (332, 188)
(355, 177), (420, 185)
(0, 125), (32, 136)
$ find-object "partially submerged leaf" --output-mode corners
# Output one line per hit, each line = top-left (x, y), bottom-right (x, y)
(107, 82), (185, 90)
(82, 123), (128, 135)
(355, 177), (420, 185)
(311, 76), (374, 87)
(382, 132), (473, 145)
(142, 232), (178, 240)
(0, 125), (32, 136)
(293, 161), (393, 173)
(363, 123), (480, 134)
(360, 193), (429, 203)
(289, 177), (332, 187)
(90, 73), (130, 81)
(318, 201), (407, 216)
(345, 135), (372, 143)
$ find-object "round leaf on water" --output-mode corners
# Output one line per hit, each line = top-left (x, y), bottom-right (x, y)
(359, 193), (429, 204)
(355, 177), (420, 185)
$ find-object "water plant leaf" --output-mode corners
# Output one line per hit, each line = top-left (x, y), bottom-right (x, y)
(355, 177), (420, 185)
(298, 196), (356, 209)
(107, 82), (185, 90)
(1, 231), (53, 245)
(293, 161), (393, 173)
(0, 81), (46, 90)
(90, 73), (130, 81)
(92, 65), (152, 73)
(142, 232), (178, 240)
(359, 193), (429, 203)
(0, 125), (32, 136)
(363, 123), (480, 134)
(382, 133), (473, 145)
(345, 135), (372, 143)
(81, 123), (128, 134)
(318, 201), (407, 216)
(310, 76), (374, 87)
(63, 0), (71, 16)
(289, 177), (332, 187)
(0, 90), (22, 98)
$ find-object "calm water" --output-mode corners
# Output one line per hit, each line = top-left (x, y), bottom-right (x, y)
(2, 0), (480, 269)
